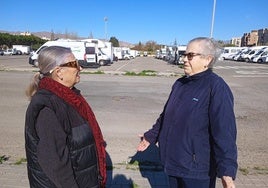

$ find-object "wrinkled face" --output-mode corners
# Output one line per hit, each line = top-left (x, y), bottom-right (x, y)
(56, 54), (82, 88)
(182, 41), (211, 76)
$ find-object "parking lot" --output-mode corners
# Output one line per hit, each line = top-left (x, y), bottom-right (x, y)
(0, 55), (268, 187)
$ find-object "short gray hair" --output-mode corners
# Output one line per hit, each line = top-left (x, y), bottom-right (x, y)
(188, 37), (221, 67)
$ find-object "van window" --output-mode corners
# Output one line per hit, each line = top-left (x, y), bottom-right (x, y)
(36, 46), (48, 54)
(262, 51), (268, 56)
(86, 47), (95, 54)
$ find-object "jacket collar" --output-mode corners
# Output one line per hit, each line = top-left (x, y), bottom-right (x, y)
(185, 69), (212, 81)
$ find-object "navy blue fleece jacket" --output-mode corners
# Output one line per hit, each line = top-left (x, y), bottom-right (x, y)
(144, 69), (237, 180)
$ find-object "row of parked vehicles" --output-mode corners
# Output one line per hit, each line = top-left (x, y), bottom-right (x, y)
(29, 39), (140, 67)
(0, 48), (22, 56)
(0, 45), (31, 56)
(155, 45), (187, 65)
(220, 46), (268, 63)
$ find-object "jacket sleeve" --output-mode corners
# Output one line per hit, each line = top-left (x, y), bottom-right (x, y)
(209, 79), (238, 179)
(144, 111), (164, 144)
(36, 107), (79, 188)
(144, 82), (176, 144)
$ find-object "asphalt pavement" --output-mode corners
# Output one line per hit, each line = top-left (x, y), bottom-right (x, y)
(0, 56), (267, 187)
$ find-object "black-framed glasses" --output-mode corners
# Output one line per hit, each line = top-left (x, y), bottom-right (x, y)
(182, 52), (203, 60)
(60, 60), (80, 70)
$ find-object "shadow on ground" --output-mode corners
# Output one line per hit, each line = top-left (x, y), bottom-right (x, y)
(128, 144), (169, 187)
(105, 143), (169, 187)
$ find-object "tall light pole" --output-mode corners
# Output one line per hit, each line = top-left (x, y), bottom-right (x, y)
(210, 0), (216, 38)
(104, 17), (108, 41)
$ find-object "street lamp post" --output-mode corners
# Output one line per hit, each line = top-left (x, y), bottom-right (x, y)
(104, 17), (108, 41)
(210, 0), (217, 38)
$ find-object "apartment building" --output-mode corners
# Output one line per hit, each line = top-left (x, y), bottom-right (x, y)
(231, 37), (241, 47)
(241, 28), (268, 47)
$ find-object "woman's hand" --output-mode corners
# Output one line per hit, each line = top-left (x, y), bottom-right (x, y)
(221, 176), (235, 188)
(137, 135), (150, 151)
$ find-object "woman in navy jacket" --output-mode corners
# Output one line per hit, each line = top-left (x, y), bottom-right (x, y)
(138, 37), (237, 188)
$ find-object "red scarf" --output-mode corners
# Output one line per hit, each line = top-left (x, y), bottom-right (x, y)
(39, 77), (106, 187)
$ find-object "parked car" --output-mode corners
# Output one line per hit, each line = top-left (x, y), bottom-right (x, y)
(3, 49), (14, 55)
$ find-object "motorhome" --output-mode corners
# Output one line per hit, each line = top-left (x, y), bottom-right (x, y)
(159, 47), (167, 60)
(176, 45), (187, 64)
(255, 54), (268, 63)
(129, 50), (140, 58)
(12, 45), (31, 54)
(240, 46), (268, 62)
(251, 47), (268, 63)
(233, 48), (250, 61)
(220, 47), (246, 60)
(84, 42), (111, 66)
(103, 41), (114, 62)
(29, 39), (87, 67)
(165, 45), (186, 64)
(113, 47), (132, 60)
(81, 39), (112, 64)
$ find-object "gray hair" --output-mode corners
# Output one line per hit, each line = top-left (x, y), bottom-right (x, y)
(188, 37), (221, 68)
(25, 46), (72, 99)
(38, 46), (72, 74)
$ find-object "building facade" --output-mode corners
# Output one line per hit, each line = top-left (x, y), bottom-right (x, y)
(241, 28), (268, 47)
(231, 37), (241, 47)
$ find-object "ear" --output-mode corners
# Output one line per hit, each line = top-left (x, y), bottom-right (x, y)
(206, 55), (214, 64)
(53, 68), (63, 80)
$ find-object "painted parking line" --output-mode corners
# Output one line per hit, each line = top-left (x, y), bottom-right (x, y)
(215, 65), (268, 69)
(115, 61), (133, 71)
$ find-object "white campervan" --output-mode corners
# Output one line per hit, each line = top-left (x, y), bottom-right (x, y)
(251, 47), (268, 63)
(113, 47), (132, 60)
(29, 39), (87, 67)
(240, 46), (268, 62)
(82, 39), (111, 65)
(84, 42), (111, 66)
(219, 47), (245, 60)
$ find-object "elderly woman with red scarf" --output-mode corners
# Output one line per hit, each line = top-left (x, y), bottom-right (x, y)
(25, 46), (106, 188)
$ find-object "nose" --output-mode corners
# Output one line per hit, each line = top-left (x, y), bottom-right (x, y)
(182, 55), (187, 63)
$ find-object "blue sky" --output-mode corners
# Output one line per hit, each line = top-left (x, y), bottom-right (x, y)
(2, 0), (268, 45)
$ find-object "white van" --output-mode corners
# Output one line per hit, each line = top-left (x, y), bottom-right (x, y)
(219, 47), (245, 60)
(240, 46), (268, 62)
(251, 48), (268, 63)
(29, 39), (87, 67)
(256, 54), (268, 63)
(233, 48), (250, 61)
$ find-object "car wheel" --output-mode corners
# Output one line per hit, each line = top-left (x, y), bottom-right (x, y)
(99, 60), (105, 66)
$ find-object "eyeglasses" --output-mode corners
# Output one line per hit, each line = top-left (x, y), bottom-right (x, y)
(48, 60), (80, 74)
(182, 52), (203, 61)
(60, 60), (80, 70)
